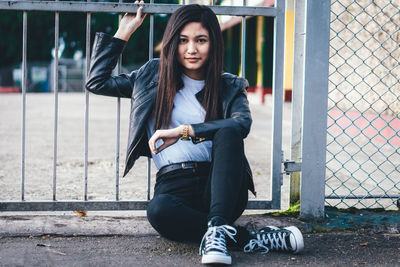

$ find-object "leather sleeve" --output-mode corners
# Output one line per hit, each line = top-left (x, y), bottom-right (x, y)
(85, 32), (137, 98)
(190, 78), (252, 142)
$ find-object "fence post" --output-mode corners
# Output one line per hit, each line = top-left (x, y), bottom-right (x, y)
(300, 0), (330, 220)
(290, 0), (306, 205)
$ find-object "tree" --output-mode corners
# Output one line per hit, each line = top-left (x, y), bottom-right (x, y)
(0, 0), (178, 68)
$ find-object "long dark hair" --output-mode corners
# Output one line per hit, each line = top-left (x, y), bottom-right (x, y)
(154, 4), (224, 130)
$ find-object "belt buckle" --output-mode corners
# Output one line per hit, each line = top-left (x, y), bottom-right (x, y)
(181, 162), (196, 170)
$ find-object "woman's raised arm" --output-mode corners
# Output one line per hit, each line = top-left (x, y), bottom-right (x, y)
(85, 1), (147, 98)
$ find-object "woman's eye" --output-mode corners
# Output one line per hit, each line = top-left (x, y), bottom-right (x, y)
(198, 39), (207, 43)
(179, 39), (187, 43)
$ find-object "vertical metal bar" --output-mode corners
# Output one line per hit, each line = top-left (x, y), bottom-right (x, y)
(149, 3), (154, 60)
(300, 0), (330, 220)
(52, 6), (60, 201)
(147, 0), (154, 201)
(21, 11), (27, 201)
(211, 0), (215, 5)
(290, 0), (306, 204)
(147, 158), (151, 201)
(115, 4), (122, 201)
(271, 0), (286, 209)
(84, 1), (91, 201)
(240, 0), (246, 77)
(115, 95), (120, 201)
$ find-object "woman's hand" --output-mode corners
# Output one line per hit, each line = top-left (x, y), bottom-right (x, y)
(148, 125), (194, 154)
(148, 127), (182, 154)
(114, 0), (147, 41)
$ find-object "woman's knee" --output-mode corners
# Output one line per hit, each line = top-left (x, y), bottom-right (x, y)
(213, 127), (244, 153)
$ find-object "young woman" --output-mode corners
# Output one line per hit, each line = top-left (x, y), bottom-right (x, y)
(86, 3), (303, 265)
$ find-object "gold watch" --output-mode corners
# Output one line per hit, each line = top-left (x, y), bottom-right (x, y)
(181, 124), (191, 141)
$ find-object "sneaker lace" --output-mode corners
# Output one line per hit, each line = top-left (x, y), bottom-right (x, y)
(199, 225), (237, 255)
(244, 231), (288, 254)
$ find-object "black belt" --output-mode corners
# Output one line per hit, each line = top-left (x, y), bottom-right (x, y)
(156, 161), (210, 179)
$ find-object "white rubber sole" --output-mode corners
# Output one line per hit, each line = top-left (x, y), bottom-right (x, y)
(284, 226), (304, 253)
(201, 252), (232, 265)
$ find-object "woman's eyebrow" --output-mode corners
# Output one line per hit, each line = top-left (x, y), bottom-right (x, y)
(179, 34), (209, 38)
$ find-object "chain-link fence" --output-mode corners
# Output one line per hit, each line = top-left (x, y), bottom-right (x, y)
(327, 0), (400, 210)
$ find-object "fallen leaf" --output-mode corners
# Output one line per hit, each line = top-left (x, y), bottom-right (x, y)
(360, 242), (369, 246)
(291, 257), (296, 261)
(37, 244), (51, 247)
(384, 233), (400, 237)
(0, 236), (3, 239)
(47, 249), (66, 256)
(167, 248), (172, 252)
(41, 235), (50, 240)
(74, 210), (88, 217)
(397, 248), (400, 251)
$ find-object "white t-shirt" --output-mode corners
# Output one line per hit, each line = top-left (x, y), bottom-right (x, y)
(146, 74), (212, 170)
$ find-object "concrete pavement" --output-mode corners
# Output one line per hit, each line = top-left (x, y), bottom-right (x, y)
(0, 208), (399, 266)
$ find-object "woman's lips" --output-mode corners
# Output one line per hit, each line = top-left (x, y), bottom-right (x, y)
(186, 58), (200, 63)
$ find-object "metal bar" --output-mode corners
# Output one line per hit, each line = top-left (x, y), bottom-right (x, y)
(115, 7), (122, 201)
(0, 2), (278, 17)
(147, 0), (154, 201)
(240, 0), (246, 77)
(147, 158), (151, 201)
(149, 4), (154, 60)
(116, 97), (120, 201)
(326, 195), (400, 199)
(300, 0), (331, 220)
(0, 201), (149, 211)
(246, 200), (273, 209)
(270, 0), (285, 210)
(84, 2), (91, 201)
(289, 0), (306, 204)
(52, 5), (60, 201)
(0, 200), (272, 211)
(21, 11), (27, 201)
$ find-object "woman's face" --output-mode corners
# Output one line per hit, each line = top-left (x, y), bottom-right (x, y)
(177, 22), (210, 80)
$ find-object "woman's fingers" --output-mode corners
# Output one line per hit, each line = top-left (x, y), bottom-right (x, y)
(148, 128), (181, 154)
(114, 1), (146, 41)
(148, 132), (159, 154)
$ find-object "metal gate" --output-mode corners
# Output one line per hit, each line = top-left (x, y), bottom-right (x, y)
(0, 0), (287, 212)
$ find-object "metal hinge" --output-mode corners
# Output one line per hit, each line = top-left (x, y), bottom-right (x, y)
(283, 160), (302, 175)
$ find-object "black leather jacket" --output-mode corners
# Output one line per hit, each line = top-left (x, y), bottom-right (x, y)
(86, 32), (255, 195)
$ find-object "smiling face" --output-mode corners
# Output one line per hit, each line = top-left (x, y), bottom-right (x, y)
(177, 22), (210, 80)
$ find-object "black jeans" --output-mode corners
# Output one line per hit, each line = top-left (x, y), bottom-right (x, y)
(147, 127), (249, 244)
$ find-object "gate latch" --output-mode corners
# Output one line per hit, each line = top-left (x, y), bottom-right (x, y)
(283, 160), (302, 175)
